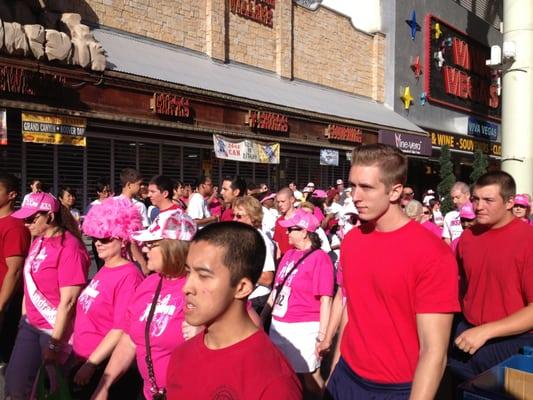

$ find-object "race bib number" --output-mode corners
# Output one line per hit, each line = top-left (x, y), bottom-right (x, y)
(272, 286), (291, 318)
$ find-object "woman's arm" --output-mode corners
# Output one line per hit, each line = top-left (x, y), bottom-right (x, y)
(315, 295), (332, 356)
(74, 329), (124, 385)
(91, 333), (137, 400)
(317, 288), (344, 356)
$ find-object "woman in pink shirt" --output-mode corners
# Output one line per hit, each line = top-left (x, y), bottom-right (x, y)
(5, 193), (90, 398)
(70, 197), (144, 398)
(92, 209), (198, 400)
(264, 209), (334, 398)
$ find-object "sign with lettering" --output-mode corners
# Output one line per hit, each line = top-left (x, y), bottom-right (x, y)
(430, 130), (501, 157)
(294, 0), (323, 10)
(0, 109), (6, 145)
(246, 110), (288, 133)
(213, 134), (280, 164)
(325, 124), (363, 143)
(0, 65), (67, 98)
(425, 15), (501, 121)
(230, 0), (275, 28)
(22, 113), (86, 147)
(378, 130), (432, 156)
(320, 149), (339, 166)
(151, 93), (191, 118)
(467, 117), (498, 141)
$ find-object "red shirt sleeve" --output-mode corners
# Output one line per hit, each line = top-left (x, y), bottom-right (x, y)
(3, 222), (31, 258)
(259, 375), (303, 400)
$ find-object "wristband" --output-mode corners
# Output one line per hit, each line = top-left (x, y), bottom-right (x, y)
(48, 341), (61, 353)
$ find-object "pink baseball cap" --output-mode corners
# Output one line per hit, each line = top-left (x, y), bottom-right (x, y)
(12, 192), (60, 219)
(260, 193), (276, 204)
(131, 209), (197, 242)
(514, 194), (530, 207)
(312, 189), (327, 199)
(279, 209), (319, 232)
(459, 202), (476, 220)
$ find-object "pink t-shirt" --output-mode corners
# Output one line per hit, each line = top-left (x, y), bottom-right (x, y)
(272, 248), (334, 323)
(314, 207), (325, 223)
(24, 232), (89, 330)
(72, 262), (144, 359)
(421, 220), (443, 238)
(123, 273), (187, 399)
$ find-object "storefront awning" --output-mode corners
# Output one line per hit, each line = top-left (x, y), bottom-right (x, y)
(93, 28), (425, 135)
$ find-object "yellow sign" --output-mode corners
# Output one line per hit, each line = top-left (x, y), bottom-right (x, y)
(22, 113), (87, 147)
(431, 131), (501, 157)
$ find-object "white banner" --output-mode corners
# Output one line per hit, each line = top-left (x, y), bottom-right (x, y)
(213, 134), (280, 164)
(320, 149), (339, 166)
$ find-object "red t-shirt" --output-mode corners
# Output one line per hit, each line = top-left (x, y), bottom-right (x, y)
(340, 220), (460, 384)
(166, 329), (302, 400)
(0, 215), (30, 288)
(220, 206), (234, 222)
(273, 216), (292, 256)
(457, 218), (533, 326)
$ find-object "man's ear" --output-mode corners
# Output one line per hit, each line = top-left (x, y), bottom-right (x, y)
(233, 277), (254, 300)
(389, 183), (403, 202)
(7, 191), (17, 202)
(505, 195), (515, 211)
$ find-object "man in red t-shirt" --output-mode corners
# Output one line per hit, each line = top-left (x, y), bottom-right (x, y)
(273, 188), (296, 259)
(449, 171), (533, 380)
(325, 144), (459, 400)
(0, 173), (31, 363)
(220, 176), (246, 222)
(166, 222), (302, 399)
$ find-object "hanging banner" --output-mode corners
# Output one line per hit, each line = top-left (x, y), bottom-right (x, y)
(0, 109), (6, 145)
(213, 134), (280, 164)
(21, 112), (87, 147)
(320, 149), (339, 166)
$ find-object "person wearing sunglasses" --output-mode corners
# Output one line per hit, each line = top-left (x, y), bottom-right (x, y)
(5, 192), (90, 398)
(420, 204), (442, 238)
(512, 194), (531, 224)
(92, 209), (198, 400)
(232, 196), (275, 314)
(264, 209), (334, 398)
(69, 197), (144, 398)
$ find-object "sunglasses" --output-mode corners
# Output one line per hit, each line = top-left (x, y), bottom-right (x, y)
(233, 213), (247, 220)
(93, 237), (114, 244)
(23, 213), (44, 225)
(423, 211), (431, 215)
(143, 241), (161, 250)
(287, 227), (303, 233)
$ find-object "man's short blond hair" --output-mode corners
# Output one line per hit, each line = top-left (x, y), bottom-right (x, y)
(351, 144), (407, 188)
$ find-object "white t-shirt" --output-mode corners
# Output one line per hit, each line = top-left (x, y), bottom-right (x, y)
(316, 227), (331, 253)
(186, 192), (211, 220)
(261, 206), (279, 240)
(442, 210), (463, 241)
(325, 202), (343, 218)
(115, 195), (149, 227)
(249, 229), (276, 299)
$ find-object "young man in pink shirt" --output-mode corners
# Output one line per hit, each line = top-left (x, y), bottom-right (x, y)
(325, 144), (459, 400)
(448, 171), (533, 380)
(166, 222), (302, 399)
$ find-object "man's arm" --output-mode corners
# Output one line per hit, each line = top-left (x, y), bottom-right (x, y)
(410, 313), (453, 400)
(0, 256), (24, 315)
(455, 303), (533, 355)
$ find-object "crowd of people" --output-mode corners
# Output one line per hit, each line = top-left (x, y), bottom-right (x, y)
(0, 143), (531, 399)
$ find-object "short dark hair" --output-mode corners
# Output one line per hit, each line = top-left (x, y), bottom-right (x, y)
(120, 168), (143, 187)
(58, 185), (77, 200)
(194, 175), (211, 190)
(192, 221), (266, 287)
(474, 171), (516, 201)
(95, 177), (110, 193)
(0, 172), (20, 195)
(223, 176), (247, 197)
(149, 175), (175, 199)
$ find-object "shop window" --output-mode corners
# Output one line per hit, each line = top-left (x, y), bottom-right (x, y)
(57, 145), (84, 210)
(139, 143), (160, 181)
(25, 143), (54, 195)
(182, 146), (202, 186)
(86, 137), (112, 205)
(162, 145), (182, 181)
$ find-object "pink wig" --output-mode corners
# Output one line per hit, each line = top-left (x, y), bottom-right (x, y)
(82, 197), (142, 242)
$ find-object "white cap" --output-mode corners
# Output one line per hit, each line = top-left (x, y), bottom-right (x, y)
(336, 179), (344, 185)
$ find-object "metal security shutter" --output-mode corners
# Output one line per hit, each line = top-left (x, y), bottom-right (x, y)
(25, 143), (54, 194)
(139, 142), (160, 181)
(57, 145), (84, 209)
(238, 161), (254, 186)
(210, 154), (221, 184)
(281, 156), (297, 187)
(308, 157), (321, 187)
(269, 164), (280, 190)
(454, 0), (502, 29)
(162, 145), (182, 181)
(220, 159), (238, 181)
(86, 137), (112, 205)
(298, 158), (312, 186)
(254, 163), (269, 188)
(182, 146), (202, 186)
(114, 140), (138, 190)
(0, 126), (22, 178)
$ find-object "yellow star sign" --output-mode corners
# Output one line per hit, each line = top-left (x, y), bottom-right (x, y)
(401, 86), (414, 110)
(434, 22), (442, 39)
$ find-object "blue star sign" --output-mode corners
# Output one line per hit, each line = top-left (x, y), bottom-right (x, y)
(405, 10), (421, 41)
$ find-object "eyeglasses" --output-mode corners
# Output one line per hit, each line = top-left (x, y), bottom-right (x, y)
(287, 227), (303, 233)
(94, 237), (114, 244)
(143, 241), (161, 250)
(24, 213), (44, 225)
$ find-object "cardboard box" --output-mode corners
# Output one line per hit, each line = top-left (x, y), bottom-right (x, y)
(504, 367), (533, 400)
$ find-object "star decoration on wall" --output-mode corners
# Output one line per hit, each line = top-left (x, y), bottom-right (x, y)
(411, 56), (423, 79)
(405, 10), (421, 41)
(420, 92), (427, 106)
(401, 86), (414, 110)
(434, 22), (442, 39)
(434, 50), (445, 69)
(443, 36), (453, 47)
